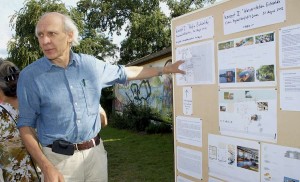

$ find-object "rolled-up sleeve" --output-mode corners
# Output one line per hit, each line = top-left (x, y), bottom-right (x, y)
(17, 70), (40, 129)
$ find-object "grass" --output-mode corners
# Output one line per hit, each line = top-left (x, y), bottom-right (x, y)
(100, 126), (174, 182)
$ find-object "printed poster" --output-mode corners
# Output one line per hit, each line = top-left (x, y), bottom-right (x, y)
(261, 143), (300, 182)
(176, 40), (215, 85)
(223, 0), (285, 35)
(218, 32), (276, 88)
(219, 88), (277, 142)
(208, 134), (260, 182)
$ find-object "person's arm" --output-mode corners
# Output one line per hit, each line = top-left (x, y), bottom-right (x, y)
(100, 107), (108, 127)
(19, 126), (64, 182)
(0, 168), (4, 182)
(125, 60), (185, 81)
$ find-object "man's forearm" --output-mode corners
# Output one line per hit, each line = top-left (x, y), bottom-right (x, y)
(19, 127), (55, 173)
(125, 66), (164, 80)
(125, 60), (185, 81)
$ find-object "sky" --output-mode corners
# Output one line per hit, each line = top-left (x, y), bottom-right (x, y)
(0, 1), (170, 59)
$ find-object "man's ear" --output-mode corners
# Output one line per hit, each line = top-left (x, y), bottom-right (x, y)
(67, 31), (74, 43)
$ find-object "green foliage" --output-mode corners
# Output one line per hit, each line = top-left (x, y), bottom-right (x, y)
(110, 102), (171, 133)
(7, 0), (216, 67)
(163, 0), (216, 18)
(76, 0), (160, 36)
(8, 0), (70, 69)
(76, 0), (215, 65)
(110, 102), (151, 131)
(8, 0), (117, 69)
(145, 122), (172, 134)
(100, 86), (115, 118)
(119, 10), (171, 64)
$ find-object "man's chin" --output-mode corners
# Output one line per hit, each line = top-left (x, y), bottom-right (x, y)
(44, 53), (57, 60)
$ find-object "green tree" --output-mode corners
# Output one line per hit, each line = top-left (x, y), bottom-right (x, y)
(119, 9), (170, 64)
(163, 0), (216, 18)
(76, 0), (215, 65)
(8, 0), (117, 69)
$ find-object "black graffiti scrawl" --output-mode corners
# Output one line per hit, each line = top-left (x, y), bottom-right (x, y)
(126, 80), (151, 104)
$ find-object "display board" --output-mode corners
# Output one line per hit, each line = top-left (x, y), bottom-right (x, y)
(171, 0), (300, 181)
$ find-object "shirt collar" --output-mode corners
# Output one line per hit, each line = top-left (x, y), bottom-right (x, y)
(43, 51), (78, 71)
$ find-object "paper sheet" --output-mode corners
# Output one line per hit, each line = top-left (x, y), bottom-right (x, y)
(208, 134), (260, 182)
(279, 69), (300, 111)
(176, 40), (215, 85)
(223, 0), (286, 35)
(183, 87), (193, 115)
(219, 88), (277, 142)
(175, 16), (214, 45)
(279, 24), (300, 68)
(261, 143), (300, 182)
(176, 116), (202, 147)
(218, 32), (276, 88)
(177, 146), (202, 180)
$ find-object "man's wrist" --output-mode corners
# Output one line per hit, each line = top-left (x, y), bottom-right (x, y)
(158, 67), (164, 76)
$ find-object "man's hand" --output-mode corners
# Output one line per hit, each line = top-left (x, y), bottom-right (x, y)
(163, 60), (186, 75)
(43, 165), (64, 182)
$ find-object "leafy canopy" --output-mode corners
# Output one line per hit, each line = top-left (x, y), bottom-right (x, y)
(7, 0), (216, 67)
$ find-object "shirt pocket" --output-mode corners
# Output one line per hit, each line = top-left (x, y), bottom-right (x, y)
(81, 79), (99, 115)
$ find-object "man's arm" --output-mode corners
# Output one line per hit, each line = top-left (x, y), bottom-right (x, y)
(19, 126), (64, 182)
(100, 107), (108, 127)
(125, 60), (185, 81)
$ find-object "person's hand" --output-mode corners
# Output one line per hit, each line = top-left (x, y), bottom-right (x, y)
(164, 60), (186, 75)
(43, 166), (64, 182)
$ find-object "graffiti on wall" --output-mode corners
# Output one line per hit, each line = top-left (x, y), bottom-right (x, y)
(114, 59), (173, 122)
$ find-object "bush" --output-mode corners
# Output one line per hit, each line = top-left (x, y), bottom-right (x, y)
(146, 122), (172, 134)
(109, 102), (172, 134)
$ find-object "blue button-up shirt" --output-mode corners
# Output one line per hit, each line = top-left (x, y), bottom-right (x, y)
(17, 52), (127, 146)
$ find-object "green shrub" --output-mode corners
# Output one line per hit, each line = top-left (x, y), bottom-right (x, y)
(109, 102), (172, 134)
(146, 122), (172, 134)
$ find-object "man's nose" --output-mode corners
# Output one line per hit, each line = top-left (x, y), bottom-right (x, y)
(40, 36), (51, 44)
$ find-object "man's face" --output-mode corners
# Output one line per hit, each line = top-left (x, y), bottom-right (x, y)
(36, 14), (73, 61)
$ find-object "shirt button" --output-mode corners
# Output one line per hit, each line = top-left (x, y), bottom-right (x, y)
(77, 120), (81, 123)
(75, 102), (78, 106)
(70, 86), (73, 89)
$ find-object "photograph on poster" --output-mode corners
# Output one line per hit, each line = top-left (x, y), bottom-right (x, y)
(261, 143), (300, 182)
(219, 89), (277, 142)
(218, 32), (276, 87)
(208, 134), (260, 182)
(219, 69), (235, 83)
(237, 146), (259, 172)
(176, 40), (215, 85)
(235, 36), (254, 47)
(218, 40), (234, 50)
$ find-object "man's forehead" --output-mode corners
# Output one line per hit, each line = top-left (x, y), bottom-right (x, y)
(36, 15), (64, 32)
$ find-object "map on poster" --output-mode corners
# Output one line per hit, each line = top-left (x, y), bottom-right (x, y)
(219, 88), (277, 142)
(176, 40), (215, 85)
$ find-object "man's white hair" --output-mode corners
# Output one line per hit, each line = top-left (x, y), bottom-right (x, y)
(35, 12), (80, 46)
